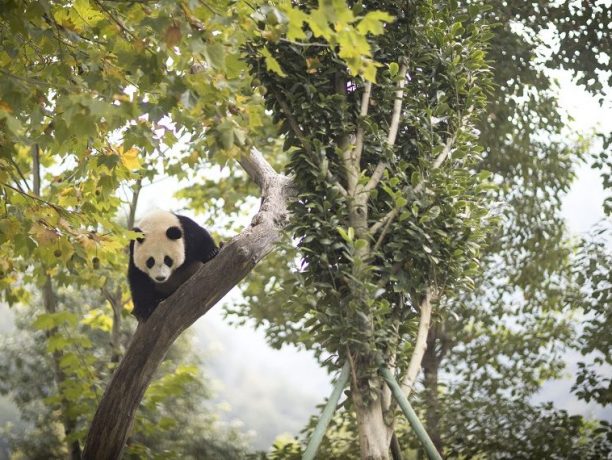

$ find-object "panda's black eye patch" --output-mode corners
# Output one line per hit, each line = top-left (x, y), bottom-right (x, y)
(134, 227), (145, 244)
(166, 226), (182, 240)
(146, 257), (155, 269)
(164, 256), (173, 267)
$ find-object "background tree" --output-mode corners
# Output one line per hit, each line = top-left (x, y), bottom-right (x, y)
(0, 288), (248, 459)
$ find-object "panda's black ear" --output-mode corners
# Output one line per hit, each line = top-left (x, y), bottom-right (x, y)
(134, 227), (145, 244)
(166, 226), (183, 240)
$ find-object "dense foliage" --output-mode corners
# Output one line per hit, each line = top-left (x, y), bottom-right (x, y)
(0, 0), (609, 457)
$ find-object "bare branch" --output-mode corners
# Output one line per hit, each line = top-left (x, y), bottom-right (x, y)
(353, 81), (372, 167)
(32, 144), (41, 196)
(387, 64), (409, 146)
(8, 156), (31, 192)
(402, 289), (435, 396)
(127, 178), (142, 230)
(365, 160), (387, 194)
(328, 170), (348, 197)
(369, 208), (397, 235)
(84, 152), (292, 458)
(364, 64), (408, 194)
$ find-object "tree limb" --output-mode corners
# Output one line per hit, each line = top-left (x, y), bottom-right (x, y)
(372, 207), (398, 253)
(83, 149), (292, 459)
(364, 64), (408, 194)
(414, 121), (461, 194)
(353, 81), (372, 167)
(402, 288), (435, 397)
(369, 207), (399, 237)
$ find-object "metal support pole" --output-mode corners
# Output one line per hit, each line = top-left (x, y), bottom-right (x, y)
(379, 367), (443, 460)
(302, 361), (350, 460)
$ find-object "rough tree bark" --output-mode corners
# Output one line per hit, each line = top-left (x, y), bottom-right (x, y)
(82, 150), (292, 459)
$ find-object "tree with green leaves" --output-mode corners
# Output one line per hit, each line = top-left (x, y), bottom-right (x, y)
(245, 1), (497, 457)
(237, 1), (612, 458)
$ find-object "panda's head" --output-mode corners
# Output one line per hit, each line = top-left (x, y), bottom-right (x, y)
(132, 211), (185, 284)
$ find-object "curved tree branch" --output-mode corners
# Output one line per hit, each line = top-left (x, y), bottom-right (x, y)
(83, 150), (292, 459)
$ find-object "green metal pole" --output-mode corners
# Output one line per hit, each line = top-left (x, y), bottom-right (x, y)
(302, 361), (350, 460)
(379, 367), (443, 460)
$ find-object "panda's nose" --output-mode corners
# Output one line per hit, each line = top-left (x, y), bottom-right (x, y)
(155, 276), (166, 282)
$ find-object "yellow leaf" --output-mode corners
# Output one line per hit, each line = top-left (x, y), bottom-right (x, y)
(260, 47), (287, 77)
(120, 147), (141, 170)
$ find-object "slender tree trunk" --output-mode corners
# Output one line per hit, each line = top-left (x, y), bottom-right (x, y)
(422, 327), (443, 453)
(33, 145), (81, 460)
(347, 189), (394, 459)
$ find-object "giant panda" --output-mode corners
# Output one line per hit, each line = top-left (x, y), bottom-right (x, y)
(128, 210), (218, 322)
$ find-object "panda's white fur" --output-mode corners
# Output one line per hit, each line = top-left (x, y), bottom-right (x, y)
(133, 210), (185, 284)
(128, 209), (218, 321)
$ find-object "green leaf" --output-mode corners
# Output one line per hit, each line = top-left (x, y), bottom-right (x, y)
(357, 11), (394, 36)
(204, 43), (226, 70)
(389, 62), (399, 77)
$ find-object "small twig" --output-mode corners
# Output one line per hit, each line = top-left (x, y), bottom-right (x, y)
(93, 0), (154, 54)
(271, 88), (312, 155)
(8, 154), (31, 192)
(346, 347), (360, 397)
(1, 182), (70, 215)
(372, 207), (398, 252)
(327, 170), (348, 197)
(413, 126), (459, 194)
(369, 206), (398, 236)
(0, 69), (58, 89)
(279, 38), (329, 48)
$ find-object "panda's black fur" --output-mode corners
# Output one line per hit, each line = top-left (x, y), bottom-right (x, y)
(128, 211), (218, 322)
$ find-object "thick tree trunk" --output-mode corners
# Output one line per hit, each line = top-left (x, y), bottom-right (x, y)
(353, 387), (393, 460)
(83, 151), (291, 459)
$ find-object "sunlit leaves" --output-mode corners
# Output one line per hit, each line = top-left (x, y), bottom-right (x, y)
(255, 1), (394, 81)
(117, 146), (141, 170)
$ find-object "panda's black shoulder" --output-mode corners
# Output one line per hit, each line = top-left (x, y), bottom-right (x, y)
(175, 214), (218, 264)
